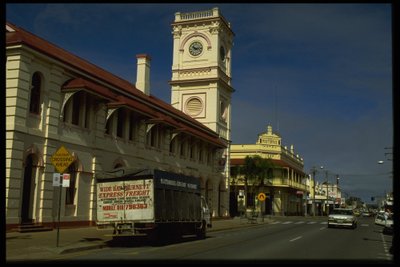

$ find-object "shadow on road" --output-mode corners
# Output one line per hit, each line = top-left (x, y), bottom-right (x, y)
(105, 234), (214, 248)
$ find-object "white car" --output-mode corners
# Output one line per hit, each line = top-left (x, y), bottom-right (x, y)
(328, 208), (357, 229)
(375, 212), (393, 228)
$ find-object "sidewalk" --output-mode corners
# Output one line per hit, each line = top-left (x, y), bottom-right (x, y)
(6, 216), (274, 262)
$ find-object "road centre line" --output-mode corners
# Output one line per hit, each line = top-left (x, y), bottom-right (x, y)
(289, 236), (302, 242)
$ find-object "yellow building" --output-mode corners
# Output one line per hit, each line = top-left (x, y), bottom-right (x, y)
(5, 8), (231, 230)
(230, 125), (309, 216)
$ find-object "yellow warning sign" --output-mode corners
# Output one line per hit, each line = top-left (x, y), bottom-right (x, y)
(257, 193), (267, 202)
(51, 145), (74, 173)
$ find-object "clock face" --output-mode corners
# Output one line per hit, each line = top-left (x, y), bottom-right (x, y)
(189, 41), (203, 56)
(220, 46), (226, 61)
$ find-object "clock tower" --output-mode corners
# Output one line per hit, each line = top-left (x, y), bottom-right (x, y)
(170, 7), (234, 217)
(170, 7), (234, 140)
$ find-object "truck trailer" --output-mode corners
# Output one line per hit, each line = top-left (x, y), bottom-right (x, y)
(96, 168), (211, 241)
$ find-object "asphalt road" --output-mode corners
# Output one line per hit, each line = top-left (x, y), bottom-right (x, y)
(51, 216), (393, 262)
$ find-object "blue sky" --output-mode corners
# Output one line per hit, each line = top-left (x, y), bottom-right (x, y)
(6, 3), (393, 203)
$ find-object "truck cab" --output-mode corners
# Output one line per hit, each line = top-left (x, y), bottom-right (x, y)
(201, 196), (212, 228)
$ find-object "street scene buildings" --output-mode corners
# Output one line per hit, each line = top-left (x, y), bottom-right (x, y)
(6, 7), (349, 230)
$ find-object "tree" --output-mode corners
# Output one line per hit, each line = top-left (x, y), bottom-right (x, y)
(241, 156), (256, 208)
(230, 165), (241, 188)
(241, 155), (275, 209)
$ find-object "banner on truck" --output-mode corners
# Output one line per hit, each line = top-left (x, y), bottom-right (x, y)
(97, 179), (154, 222)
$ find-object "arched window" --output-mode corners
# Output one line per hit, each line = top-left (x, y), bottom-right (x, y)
(190, 139), (196, 160)
(63, 91), (93, 129)
(65, 162), (77, 205)
(169, 135), (177, 154)
(180, 135), (186, 157)
(116, 109), (126, 138)
(29, 72), (41, 114)
(129, 112), (138, 141)
(147, 125), (163, 149)
(105, 114), (113, 135)
(198, 145), (204, 162)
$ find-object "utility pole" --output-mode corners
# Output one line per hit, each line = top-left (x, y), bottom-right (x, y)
(336, 174), (340, 207)
(311, 167), (317, 216)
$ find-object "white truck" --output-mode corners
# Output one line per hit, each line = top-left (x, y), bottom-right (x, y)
(96, 168), (211, 241)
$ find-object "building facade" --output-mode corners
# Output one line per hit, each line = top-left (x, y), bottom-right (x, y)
(230, 125), (309, 216)
(170, 8), (234, 216)
(313, 181), (343, 215)
(6, 11), (230, 230)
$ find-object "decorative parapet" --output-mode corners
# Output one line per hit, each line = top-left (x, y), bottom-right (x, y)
(175, 8), (217, 22)
(231, 144), (282, 155)
(179, 67), (212, 78)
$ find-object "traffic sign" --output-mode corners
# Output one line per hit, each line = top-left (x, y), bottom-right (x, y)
(257, 192), (267, 201)
(51, 145), (74, 173)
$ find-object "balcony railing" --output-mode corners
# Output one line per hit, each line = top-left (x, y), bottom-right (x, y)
(268, 178), (308, 191)
(175, 8), (218, 22)
(232, 177), (308, 192)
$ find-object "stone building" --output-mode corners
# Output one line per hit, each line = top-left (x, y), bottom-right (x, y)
(5, 8), (232, 230)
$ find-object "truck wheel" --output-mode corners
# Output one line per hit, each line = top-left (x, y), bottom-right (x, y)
(196, 222), (206, 239)
(148, 228), (161, 245)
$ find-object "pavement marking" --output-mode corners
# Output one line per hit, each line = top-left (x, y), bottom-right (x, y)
(294, 221), (304, 224)
(53, 249), (97, 260)
(307, 222), (317, 224)
(376, 253), (392, 261)
(380, 233), (391, 257)
(282, 221), (293, 224)
(271, 221), (280, 224)
(113, 250), (140, 255)
(361, 223), (369, 227)
(319, 227), (326, 230)
(320, 221), (328, 224)
(289, 236), (302, 242)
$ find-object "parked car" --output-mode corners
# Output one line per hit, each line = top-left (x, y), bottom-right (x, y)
(383, 222), (394, 235)
(328, 208), (357, 229)
(375, 212), (393, 226)
(375, 211), (393, 235)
